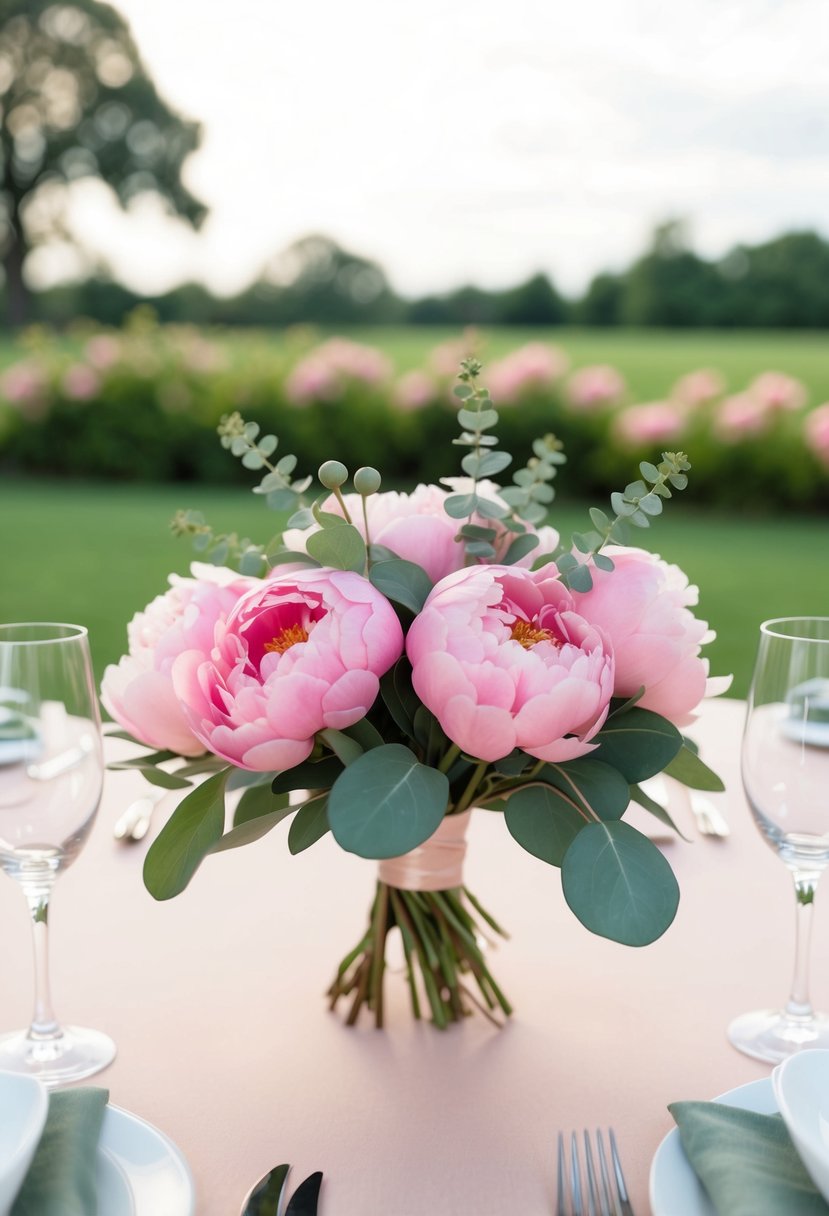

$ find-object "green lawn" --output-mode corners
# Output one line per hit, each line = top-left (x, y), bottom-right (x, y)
(2, 478), (826, 699)
(2, 326), (828, 405)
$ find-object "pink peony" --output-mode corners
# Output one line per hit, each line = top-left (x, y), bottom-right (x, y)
(749, 371), (806, 413)
(804, 403), (829, 468)
(406, 564), (614, 764)
(566, 365), (625, 412)
(571, 546), (730, 725)
(85, 335), (122, 370)
(614, 402), (686, 448)
(172, 568), (404, 772)
(1, 361), (48, 418)
(101, 564), (259, 756)
(283, 482), (559, 586)
(285, 338), (392, 406)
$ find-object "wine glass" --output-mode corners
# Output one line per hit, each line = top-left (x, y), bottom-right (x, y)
(729, 616), (829, 1063)
(0, 622), (116, 1086)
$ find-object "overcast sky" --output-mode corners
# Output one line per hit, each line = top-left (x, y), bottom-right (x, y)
(51, 0), (829, 298)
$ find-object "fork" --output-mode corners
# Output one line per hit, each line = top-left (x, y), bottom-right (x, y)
(556, 1129), (634, 1216)
(113, 786), (166, 842)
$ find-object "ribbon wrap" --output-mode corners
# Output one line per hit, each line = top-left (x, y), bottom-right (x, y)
(378, 811), (471, 892)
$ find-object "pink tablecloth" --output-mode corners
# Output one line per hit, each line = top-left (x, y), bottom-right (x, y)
(1, 697), (823, 1214)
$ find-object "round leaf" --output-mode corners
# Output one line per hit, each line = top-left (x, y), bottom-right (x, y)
(505, 784), (586, 866)
(592, 708), (682, 783)
(306, 524), (367, 573)
(561, 820), (680, 945)
(328, 744), (449, 859)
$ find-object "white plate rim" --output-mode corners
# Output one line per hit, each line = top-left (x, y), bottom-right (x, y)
(100, 1102), (196, 1216)
(649, 1076), (776, 1216)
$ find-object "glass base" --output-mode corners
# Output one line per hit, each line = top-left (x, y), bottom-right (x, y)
(0, 1025), (116, 1088)
(728, 1008), (829, 1064)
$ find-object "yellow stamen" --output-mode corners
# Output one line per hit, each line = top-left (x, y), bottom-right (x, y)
(264, 623), (309, 654)
(510, 619), (555, 649)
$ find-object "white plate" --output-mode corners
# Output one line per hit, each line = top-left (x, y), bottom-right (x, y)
(97, 1105), (195, 1215)
(649, 1078), (776, 1216)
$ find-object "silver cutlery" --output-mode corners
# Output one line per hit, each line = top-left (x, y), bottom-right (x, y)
(113, 786), (166, 842)
(240, 1164), (323, 1216)
(556, 1128), (634, 1216)
(26, 735), (94, 781)
(688, 790), (730, 839)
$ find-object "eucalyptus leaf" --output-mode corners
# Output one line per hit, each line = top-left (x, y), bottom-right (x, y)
(271, 756), (343, 795)
(233, 782), (288, 828)
(144, 769), (231, 900)
(212, 800), (294, 853)
(341, 718), (384, 752)
(328, 744), (449, 859)
(629, 783), (689, 840)
(542, 758), (631, 820)
(503, 534), (540, 565)
(380, 659), (420, 736)
(319, 728), (364, 767)
(369, 559), (433, 614)
(136, 766), (192, 791)
(306, 525), (367, 573)
(592, 708), (682, 783)
(505, 784), (587, 866)
(561, 820), (680, 945)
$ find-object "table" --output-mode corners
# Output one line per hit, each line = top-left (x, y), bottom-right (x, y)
(1, 697), (823, 1214)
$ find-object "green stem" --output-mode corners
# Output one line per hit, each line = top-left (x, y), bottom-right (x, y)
(438, 743), (461, 774)
(454, 760), (488, 815)
(332, 486), (354, 525)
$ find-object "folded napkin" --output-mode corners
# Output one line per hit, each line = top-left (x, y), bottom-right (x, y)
(669, 1100), (829, 1216)
(12, 1087), (108, 1216)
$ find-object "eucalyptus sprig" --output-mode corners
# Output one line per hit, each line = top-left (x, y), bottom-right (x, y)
(170, 509), (266, 575)
(217, 411), (312, 511)
(556, 452), (692, 592)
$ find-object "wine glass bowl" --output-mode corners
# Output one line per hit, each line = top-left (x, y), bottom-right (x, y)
(729, 617), (829, 1063)
(0, 623), (115, 1086)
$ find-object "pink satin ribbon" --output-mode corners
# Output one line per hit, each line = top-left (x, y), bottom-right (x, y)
(378, 811), (471, 891)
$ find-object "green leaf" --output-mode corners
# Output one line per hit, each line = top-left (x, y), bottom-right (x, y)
(494, 749), (531, 776)
(242, 450), (264, 470)
(607, 687), (646, 717)
(286, 507), (315, 530)
(369, 558), (433, 614)
(288, 796), (330, 854)
(640, 461), (660, 483)
(328, 744), (449, 859)
(341, 718), (385, 752)
(505, 784), (587, 866)
(561, 820), (680, 945)
(211, 800), (294, 853)
(589, 507), (610, 531)
(135, 767), (192, 790)
(271, 756), (343, 795)
(629, 784), (689, 841)
(380, 659), (420, 736)
(306, 524), (367, 573)
(458, 407), (498, 430)
(104, 728), (147, 745)
(233, 782), (288, 828)
(639, 493), (663, 516)
(593, 553), (615, 572)
(664, 745), (725, 791)
(542, 758), (631, 820)
(453, 384), (474, 399)
(503, 534), (540, 565)
(610, 492), (636, 517)
(319, 728), (364, 767)
(668, 472), (688, 490)
(592, 708), (682, 783)
(266, 549), (321, 569)
(464, 540), (496, 558)
(144, 769), (231, 900)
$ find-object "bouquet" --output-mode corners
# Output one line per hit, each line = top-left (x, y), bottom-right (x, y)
(102, 358), (729, 1029)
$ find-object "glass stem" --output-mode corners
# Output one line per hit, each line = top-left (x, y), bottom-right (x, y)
(23, 883), (61, 1041)
(786, 871), (821, 1021)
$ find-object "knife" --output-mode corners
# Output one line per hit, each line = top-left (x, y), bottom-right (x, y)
(240, 1163), (291, 1216)
(284, 1172), (323, 1216)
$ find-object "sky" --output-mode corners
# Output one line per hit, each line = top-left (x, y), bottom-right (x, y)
(42, 0), (829, 299)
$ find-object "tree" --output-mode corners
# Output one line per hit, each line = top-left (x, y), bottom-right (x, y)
(0, 0), (206, 324)
(619, 220), (721, 327)
(497, 272), (568, 325)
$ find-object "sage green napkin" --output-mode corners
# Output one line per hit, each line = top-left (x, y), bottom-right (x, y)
(669, 1100), (829, 1216)
(11, 1087), (108, 1216)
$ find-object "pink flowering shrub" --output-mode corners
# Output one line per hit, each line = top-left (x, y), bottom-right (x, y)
(749, 371), (806, 413)
(714, 394), (770, 442)
(171, 568), (404, 771)
(407, 564), (614, 763)
(804, 404), (829, 468)
(101, 564), (259, 756)
(285, 338), (392, 406)
(566, 364), (625, 412)
(486, 343), (569, 405)
(614, 402), (687, 448)
(671, 369), (725, 408)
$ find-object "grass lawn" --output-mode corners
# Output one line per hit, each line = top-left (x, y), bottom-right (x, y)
(2, 477), (827, 699)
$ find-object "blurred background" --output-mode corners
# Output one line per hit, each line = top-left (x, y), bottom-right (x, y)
(1, 0), (827, 691)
